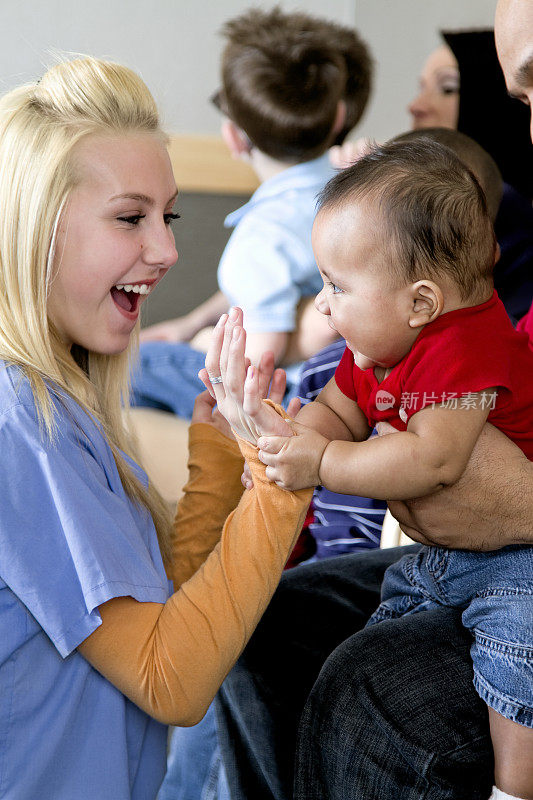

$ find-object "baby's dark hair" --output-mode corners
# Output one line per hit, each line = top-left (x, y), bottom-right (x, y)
(318, 139), (497, 301)
(220, 7), (348, 162)
(391, 128), (503, 221)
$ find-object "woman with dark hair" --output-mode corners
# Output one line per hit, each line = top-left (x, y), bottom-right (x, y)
(410, 29), (533, 320)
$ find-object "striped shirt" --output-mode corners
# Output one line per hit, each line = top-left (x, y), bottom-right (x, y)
(298, 340), (386, 559)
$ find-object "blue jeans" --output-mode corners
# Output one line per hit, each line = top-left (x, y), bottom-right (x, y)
(131, 342), (206, 419)
(158, 703), (230, 800)
(215, 547), (494, 799)
(368, 544), (533, 727)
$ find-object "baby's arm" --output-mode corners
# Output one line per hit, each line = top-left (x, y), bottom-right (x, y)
(250, 378), (371, 490)
(259, 393), (495, 497)
(296, 376), (371, 442)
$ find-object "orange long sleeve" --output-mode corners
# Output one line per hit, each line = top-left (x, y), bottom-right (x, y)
(167, 424), (245, 589)
(79, 420), (312, 726)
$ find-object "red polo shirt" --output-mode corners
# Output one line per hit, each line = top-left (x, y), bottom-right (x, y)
(335, 291), (533, 459)
(517, 302), (533, 344)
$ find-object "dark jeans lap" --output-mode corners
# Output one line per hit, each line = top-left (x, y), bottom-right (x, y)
(216, 547), (493, 800)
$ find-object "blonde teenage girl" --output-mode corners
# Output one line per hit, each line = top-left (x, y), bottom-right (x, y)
(0, 56), (310, 799)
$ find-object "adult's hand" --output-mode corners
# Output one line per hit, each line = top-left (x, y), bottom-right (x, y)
(378, 422), (533, 550)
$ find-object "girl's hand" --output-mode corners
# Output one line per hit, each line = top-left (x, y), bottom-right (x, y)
(257, 422), (330, 490)
(191, 390), (234, 440)
(198, 308), (294, 444)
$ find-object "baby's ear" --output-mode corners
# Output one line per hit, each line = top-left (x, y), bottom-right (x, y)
(408, 280), (444, 329)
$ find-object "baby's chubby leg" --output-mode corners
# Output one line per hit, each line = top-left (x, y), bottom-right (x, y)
(489, 708), (533, 799)
(198, 307), (298, 444)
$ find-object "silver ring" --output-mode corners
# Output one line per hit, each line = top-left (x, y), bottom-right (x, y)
(209, 375), (224, 384)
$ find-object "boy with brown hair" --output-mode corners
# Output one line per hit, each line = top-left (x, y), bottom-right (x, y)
(218, 7), (371, 159)
(133, 7), (371, 418)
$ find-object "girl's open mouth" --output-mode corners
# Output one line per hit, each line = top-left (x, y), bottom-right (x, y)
(111, 285), (143, 318)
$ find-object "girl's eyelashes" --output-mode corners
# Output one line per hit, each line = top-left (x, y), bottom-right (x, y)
(327, 281), (342, 294)
(117, 214), (146, 225)
(164, 212), (180, 225)
(116, 211), (180, 226)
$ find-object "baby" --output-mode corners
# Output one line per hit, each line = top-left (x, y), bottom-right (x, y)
(225, 139), (533, 798)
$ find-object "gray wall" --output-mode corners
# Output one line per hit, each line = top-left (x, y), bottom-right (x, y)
(0, 0), (351, 134)
(1, 0), (497, 142)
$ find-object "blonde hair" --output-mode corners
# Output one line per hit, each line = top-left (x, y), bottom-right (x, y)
(0, 56), (173, 563)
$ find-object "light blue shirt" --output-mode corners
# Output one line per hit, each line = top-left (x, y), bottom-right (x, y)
(0, 364), (171, 799)
(218, 154), (335, 333)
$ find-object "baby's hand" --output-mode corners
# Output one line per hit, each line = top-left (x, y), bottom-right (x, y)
(241, 393), (301, 490)
(257, 423), (329, 490)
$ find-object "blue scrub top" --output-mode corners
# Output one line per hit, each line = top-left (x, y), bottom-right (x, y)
(0, 364), (171, 799)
